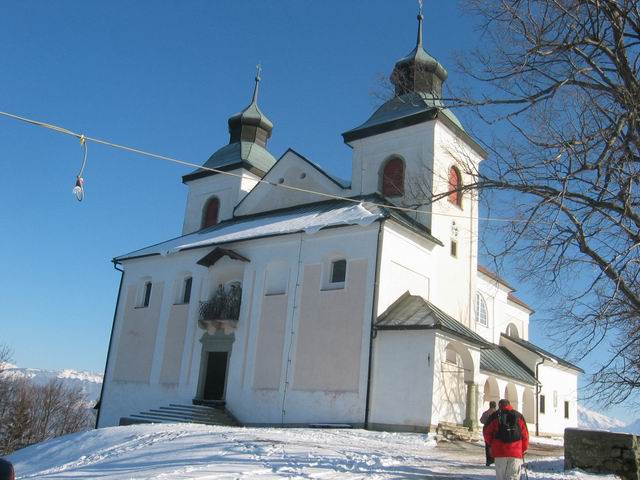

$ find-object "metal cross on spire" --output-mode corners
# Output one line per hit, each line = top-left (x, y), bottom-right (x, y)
(416, 0), (424, 48)
(251, 63), (262, 104)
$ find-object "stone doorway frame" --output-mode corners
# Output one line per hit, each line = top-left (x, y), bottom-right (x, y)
(195, 330), (235, 402)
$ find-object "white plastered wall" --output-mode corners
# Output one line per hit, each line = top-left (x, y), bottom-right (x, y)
(182, 169), (260, 234)
(476, 273), (530, 344)
(537, 363), (579, 435)
(100, 224), (379, 428)
(226, 225), (379, 426)
(499, 336), (580, 436)
(234, 150), (349, 217)
(369, 330), (436, 431)
(99, 251), (210, 428)
(376, 221), (436, 315)
(429, 122), (481, 331)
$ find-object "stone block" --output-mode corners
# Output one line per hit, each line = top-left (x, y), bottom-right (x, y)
(565, 428), (640, 480)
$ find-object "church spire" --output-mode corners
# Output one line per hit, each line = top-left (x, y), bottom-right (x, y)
(416, 1), (424, 49)
(390, 3), (448, 98)
(227, 65), (273, 147)
(251, 63), (262, 104)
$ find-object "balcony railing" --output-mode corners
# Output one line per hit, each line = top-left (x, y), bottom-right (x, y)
(199, 283), (242, 322)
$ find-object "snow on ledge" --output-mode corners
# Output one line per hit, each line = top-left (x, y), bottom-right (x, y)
(116, 202), (383, 261)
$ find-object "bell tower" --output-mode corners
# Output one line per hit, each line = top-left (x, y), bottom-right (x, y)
(181, 67), (277, 234)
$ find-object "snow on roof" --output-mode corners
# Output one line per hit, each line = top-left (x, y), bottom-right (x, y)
(115, 201), (384, 262)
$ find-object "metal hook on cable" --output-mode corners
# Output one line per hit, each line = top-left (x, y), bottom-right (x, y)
(73, 135), (88, 202)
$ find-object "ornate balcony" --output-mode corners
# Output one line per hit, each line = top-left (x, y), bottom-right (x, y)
(199, 283), (242, 329)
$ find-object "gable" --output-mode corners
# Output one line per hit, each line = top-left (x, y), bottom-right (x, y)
(234, 149), (350, 217)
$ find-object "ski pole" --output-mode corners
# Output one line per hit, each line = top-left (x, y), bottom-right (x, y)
(521, 455), (529, 480)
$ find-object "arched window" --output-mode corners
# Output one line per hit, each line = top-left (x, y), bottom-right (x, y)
(448, 166), (462, 207)
(476, 292), (488, 326)
(202, 197), (220, 228)
(381, 157), (405, 197)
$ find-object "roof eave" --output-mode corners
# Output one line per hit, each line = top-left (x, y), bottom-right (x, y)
(182, 161), (266, 184)
(342, 108), (438, 144)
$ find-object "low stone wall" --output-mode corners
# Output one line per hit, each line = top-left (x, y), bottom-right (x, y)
(565, 428), (640, 480)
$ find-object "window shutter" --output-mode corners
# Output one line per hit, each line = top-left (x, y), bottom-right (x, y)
(382, 158), (405, 197)
(203, 198), (220, 228)
(448, 167), (461, 206)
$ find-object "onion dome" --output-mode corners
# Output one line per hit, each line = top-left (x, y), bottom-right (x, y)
(227, 67), (274, 147)
(390, 11), (448, 98)
(183, 68), (276, 183)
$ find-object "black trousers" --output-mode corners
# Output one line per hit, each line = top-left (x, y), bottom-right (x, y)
(485, 444), (494, 466)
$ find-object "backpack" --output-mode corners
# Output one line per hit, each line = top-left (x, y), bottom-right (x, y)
(495, 410), (523, 443)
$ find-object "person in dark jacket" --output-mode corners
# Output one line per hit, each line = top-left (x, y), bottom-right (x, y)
(480, 401), (497, 466)
(0, 458), (15, 480)
(482, 399), (529, 480)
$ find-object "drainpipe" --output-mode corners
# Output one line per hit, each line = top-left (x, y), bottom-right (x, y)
(95, 260), (125, 429)
(364, 221), (384, 429)
(534, 358), (545, 437)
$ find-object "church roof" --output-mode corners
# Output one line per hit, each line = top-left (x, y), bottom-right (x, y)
(116, 196), (443, 262)
(501, 334), (584, 373)
(480, 346), (537, 385)
(342, 91), (466, 143)
(375, 292), (489, 347)
(477, 265), (515, 291)
(182, 141), (276, 182)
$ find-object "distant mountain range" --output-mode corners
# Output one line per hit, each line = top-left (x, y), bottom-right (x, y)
(578, 406), (639, 435)
(1, 364), (103, 404)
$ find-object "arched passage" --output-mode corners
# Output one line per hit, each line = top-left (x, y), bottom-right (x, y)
(483, 376), (500, 410)
(504, 382), (519, 410)
(439, 341), (478, 429)
(505, 323), (520, 339)
(522, 387), (535, 424)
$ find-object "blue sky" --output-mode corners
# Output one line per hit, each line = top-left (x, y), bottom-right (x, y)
(0, 1), (631, 422)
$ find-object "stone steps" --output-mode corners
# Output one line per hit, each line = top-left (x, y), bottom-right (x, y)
(436, 422), (480, 442)
(119, 403), (239, 427)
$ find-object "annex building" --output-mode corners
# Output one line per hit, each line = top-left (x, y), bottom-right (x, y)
(97, 11), (581, 436)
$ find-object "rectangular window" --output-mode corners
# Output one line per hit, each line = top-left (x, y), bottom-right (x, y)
(143, 282), (152, 307)
(564, 401), (569, 419)
(183, 277), (192, 304)
(540, 394), (546, 414)
(450, 240), (458, 257)
(330, 259), (347, 284)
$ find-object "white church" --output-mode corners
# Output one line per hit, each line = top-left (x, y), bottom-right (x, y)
(96, 11), (581, 436)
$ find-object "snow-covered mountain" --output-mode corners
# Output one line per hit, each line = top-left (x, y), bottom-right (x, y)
(578, 405), (640, 435)
(1, 364), (103, 403)
(577, 405), (626, 431)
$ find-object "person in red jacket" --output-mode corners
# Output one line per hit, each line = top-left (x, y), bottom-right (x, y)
(483, 399), (529, 480)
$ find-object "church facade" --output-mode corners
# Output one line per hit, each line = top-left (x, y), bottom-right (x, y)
(97, 12), (581, 436)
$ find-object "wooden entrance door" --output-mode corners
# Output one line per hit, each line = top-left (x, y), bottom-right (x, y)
(203, 351), (228, 400)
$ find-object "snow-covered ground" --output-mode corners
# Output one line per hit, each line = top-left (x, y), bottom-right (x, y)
(1, 364), (103, 403)
(7, 424), (616, 479)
